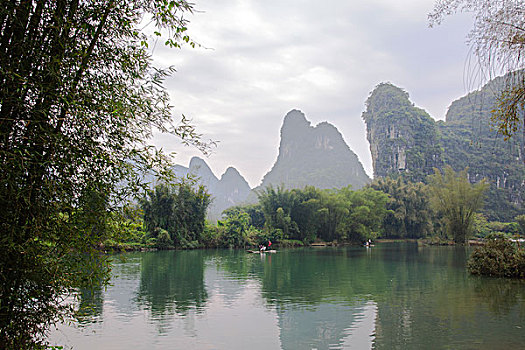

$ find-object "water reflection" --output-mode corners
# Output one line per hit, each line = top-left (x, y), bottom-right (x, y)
(136, 250), (208, 318)
(74, 286), (104, 325)
(48, 244), (525, 350)
(276, 301), (377, 349)
(371, 245), (525, 350)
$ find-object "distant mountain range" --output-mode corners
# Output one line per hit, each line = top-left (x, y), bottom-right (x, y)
(171, 73), (524, 222)
(173, 110), (370, 220)
(170, 157), (251, 222)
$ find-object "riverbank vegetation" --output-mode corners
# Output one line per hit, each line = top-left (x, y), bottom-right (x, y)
(468, 239), (525, 278)
(115, 167), (524, 253)
(3, 1), (523, 349)
(116, 167), (524, 281)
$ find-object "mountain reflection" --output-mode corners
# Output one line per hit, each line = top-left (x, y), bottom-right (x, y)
(276, 301), (376, 349)
(48, 245), (525, 350)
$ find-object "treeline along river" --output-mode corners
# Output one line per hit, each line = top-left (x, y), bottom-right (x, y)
(49, 243), (525, 349)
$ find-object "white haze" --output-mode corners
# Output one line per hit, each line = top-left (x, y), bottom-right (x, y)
(150, 0), (474, 187)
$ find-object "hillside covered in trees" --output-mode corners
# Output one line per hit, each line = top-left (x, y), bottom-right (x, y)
(363, 76), (524, 221)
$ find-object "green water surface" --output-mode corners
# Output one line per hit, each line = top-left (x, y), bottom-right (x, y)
(49, 243), (525, 349)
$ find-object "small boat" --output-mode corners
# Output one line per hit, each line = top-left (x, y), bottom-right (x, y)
(247, 250), (277, 254)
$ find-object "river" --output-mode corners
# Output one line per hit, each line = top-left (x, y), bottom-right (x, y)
(48, 243), (525, 349)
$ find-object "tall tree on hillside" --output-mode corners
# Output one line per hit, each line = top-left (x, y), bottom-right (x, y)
(428, 167), (488, 243)
(429, 0), (525, 146)
(0, 1), (205, 348)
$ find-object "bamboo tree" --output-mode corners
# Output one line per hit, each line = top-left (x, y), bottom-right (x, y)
(427, 167), (489, 243)
(0, 1), (203, 348)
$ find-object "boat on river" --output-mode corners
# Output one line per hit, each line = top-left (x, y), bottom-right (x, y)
(247, 250), (277, 254)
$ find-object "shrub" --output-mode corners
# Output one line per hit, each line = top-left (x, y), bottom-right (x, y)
(485, 231), (510, 240)
(278, 239), (304, 247)
(467, 239), (525, 278)
(155, 229), (173, 250)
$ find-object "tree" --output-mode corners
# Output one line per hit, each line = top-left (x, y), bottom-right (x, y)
(223, 204), (266, 230)
(290, 186), (323, 242)
(516, 214), (525, 236)
(338, 186), (389, 242)
(140, 181), (211, 248)
(427, 167), (489, 243)
(369, 177), (433, 239)
(220, 210), (252, 248)
(316, 190), (348, 242)
(429, 0), (525, 144)
(0, 1), (203, 348)
(257, 185), (300, 238)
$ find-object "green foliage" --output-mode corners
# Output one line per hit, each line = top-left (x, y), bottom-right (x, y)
(105, 205), (148, 249)
(205, 209), (265, 249)
(428, 167), (489, 244)
(363, 79), (524, 222)
(218, 210), (252, 248)
(362, 83), (443, 183)
(155, 229), (173, 250)
(257, 186), (300, 239)
(257, 185), (388, 243)
(485, 231), (510, 240)
(223, 204), (265, 229)
(0, 1), (202, 347)
(140, 181), (211, 248)
(337, 187), (389, 242)
(439, 76), (525, 221)
(467, 239), (525, 278)
(487, 221), (521, 236)
(199, 223), (221, 248)
(369, 177), (433, 238)
(470, 217), (522, 240)
(516, 214), (525, 235)
(472, 214), (491, 238)
(430, 1), (525, 140)
(277, 239), (305, 247)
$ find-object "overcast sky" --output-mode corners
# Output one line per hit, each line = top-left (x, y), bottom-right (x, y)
(149, 0), (475, 188)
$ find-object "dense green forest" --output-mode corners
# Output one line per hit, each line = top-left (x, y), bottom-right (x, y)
(111, 168), (523, 252)
(363, 78), (524, 222)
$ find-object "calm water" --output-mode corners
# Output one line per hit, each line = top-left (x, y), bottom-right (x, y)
(49, 243), (525, 349)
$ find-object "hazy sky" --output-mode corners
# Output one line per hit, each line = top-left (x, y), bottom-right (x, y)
(150, 0), (474, 188)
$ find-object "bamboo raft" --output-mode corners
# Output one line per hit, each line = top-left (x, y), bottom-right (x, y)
(247, 250), (277, 254)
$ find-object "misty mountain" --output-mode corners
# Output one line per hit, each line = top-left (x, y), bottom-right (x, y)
(257, 109), (370, 191)
(172, 157), (251, 221)
(171, 110), (371, 219)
